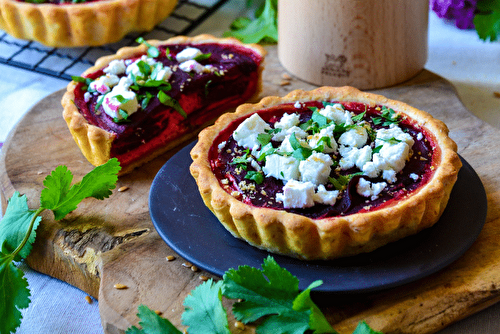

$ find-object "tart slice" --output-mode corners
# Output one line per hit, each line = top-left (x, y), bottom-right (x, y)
(62, 34), (266, 174)
(190, 86), (462, 260)
(0, 0), (178, 47)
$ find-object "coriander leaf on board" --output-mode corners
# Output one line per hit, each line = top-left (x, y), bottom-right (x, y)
(40, 158), (121, 220)
(126, 304), (182, 334)
(0, 158), (120, 333)
(0, 251), (31, 334)
(0, 192), (41, 260)
(182, 279), (231, 334)
(221, 256), (336, 333)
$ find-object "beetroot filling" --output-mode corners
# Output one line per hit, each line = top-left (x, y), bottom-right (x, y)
(209, 102), (437, 219)
(73, 43), (262, 166)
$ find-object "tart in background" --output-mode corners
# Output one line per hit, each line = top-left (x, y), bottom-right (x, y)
(62, 34), (266, 174)
(0, 0), (177, 47)
(190, 86), (462, 260)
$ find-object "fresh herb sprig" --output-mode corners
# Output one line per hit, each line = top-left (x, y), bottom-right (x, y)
(474, 0), (500, 42)
(0, 159), (121, 334)
(126, 256), (383, 334)
(224, 0), (278, 44)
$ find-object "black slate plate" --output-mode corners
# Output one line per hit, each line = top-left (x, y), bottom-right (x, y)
(149, 141), (487, 294)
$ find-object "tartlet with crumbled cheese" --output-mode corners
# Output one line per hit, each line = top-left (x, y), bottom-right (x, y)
(190, 86), (462, 260)
(0, 0), (178, 47)
(62, 34), (266, 174)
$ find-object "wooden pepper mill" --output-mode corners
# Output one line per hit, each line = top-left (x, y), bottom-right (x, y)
(278, 0), (429, 90)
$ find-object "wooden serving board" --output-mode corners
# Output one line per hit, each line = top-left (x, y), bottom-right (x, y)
(2, 45), (500, 334)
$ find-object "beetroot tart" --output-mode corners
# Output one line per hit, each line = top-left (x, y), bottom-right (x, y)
(190, 86), (462, 260)
(62, 34), (266, 174)
(0, 0), (177, 47)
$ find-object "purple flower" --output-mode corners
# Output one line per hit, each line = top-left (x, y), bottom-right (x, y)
(430, 0), (478, 29)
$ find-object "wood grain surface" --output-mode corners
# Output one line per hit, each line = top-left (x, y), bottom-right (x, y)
(1, 45), (500, 334)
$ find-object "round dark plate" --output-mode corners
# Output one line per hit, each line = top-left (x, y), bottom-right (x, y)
(149, 141), (487, 294)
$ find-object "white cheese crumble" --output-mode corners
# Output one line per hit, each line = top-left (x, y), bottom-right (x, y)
(103, 59), (127, 75)
(356, 178), (387, 200)
(263, 154), (300, 181)
(233, 113), (271, 150)
(320, 103), (353, 125)
(175, 47), (203, 62)
(338, 126), (368, 148)
(276, 180), (315, 208)
(179, 60), (211, 74)
(299, 152), (333, 185)
(313, 185), (339, 206)
(89, 74), (120, 94)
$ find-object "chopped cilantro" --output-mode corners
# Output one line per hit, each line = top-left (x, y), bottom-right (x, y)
(329, 173), (362, 191)
(373, 106), (400, 126)
(352, 110), (366, 122)
(157, 91), (187, 118)
(135, 37), (160, 58)
(245, 171), (264, 184)
(194, 53), (212, 62)
(257, 133), (273, 146)
(311, 110), (329, 128)
(71, 75), (93, 91)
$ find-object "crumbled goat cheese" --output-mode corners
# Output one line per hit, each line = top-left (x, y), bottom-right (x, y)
(179, 60), (210, 74)
(276, 180), (315, 208)
(274, 113), (300, 130)
(233, 113), (271, 150)
(263, 154), (300, 182)
(103, 59), (127, 75)
(89, 74), (120, 94)
(313, 184), (339, 205)
(338, 126), (368, 148)
(320, 104), (353, 125)
(299, 152), (333, 185)
(175, 47), (203, 62)
(357, 178), (387, 200)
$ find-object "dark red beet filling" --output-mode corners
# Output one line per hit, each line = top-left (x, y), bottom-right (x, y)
(209, 102), (438, 219)
(73, 43), (262, 168)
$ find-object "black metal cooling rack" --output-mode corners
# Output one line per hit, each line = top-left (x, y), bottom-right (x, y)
(0, 0), (229, 81)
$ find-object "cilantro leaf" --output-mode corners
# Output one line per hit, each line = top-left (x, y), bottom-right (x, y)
(293, 280), (336, 334)
(0, 251), (31, 334)
(224, 0), (278, 44)
(182, 279), (231, 334)
(40, 158), (121, 220)
(222, 256), (299, 323)
(0, 192), (41, 260)
(126, 304), (182, 334)
(136, 37), (160, 58)
(245, 171), (264, 184)
(158, 91), (187, 119)
(222, 256), (337, 334)
(353, 321), (383, 334)
(474, 0), (500, 42)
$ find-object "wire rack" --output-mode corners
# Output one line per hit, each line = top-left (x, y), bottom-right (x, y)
(0, 0), (229, 81)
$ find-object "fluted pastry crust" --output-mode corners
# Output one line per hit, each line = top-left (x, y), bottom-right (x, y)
(0, 0), (177, 47)
(62, 34), (266, 174)
(190, 86), (462, 260)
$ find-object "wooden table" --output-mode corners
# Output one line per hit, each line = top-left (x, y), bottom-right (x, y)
(1, 45), (500, 333)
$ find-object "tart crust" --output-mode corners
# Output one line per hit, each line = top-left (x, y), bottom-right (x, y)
(0, 0), (177, 47)
(190, 86), (462, 260)
(62, 34), (266, 174)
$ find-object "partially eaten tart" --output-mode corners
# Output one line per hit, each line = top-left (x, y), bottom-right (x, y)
(190, 86), (462, 260)
(0, 0), (177, 47)
(62, 34), (266, 174)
